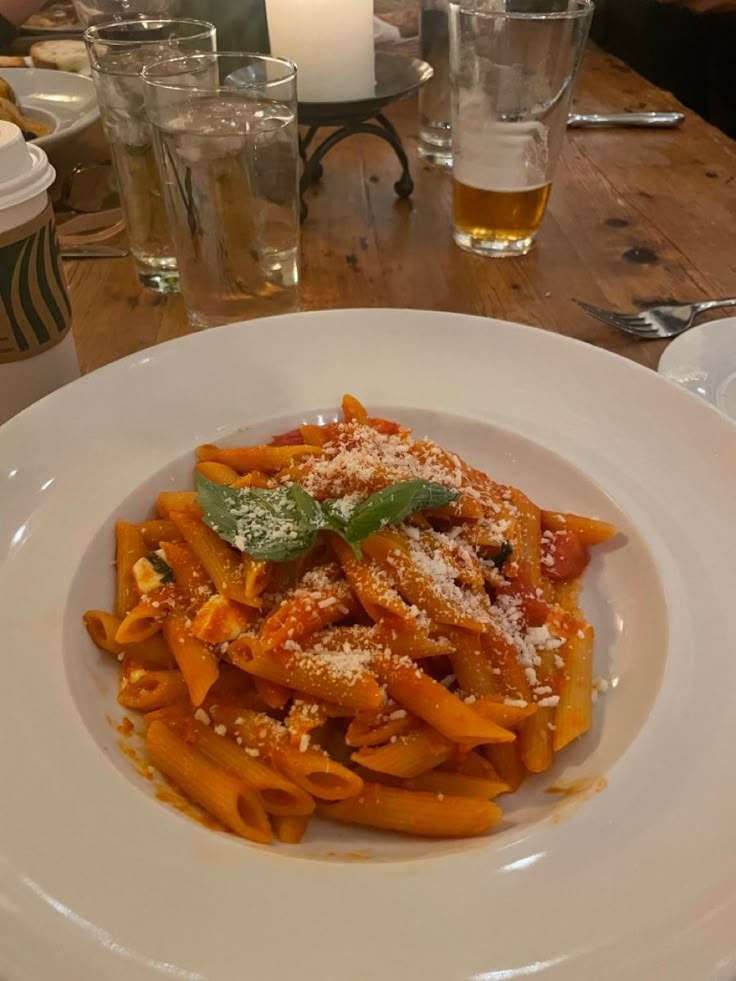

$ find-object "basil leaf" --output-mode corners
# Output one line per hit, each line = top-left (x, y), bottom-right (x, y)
(197, 475), (460, 564)
(146, 552), (175, 584)
(196, 474), (322, 562)
(343, 479), (459, 546)
(320, 499), (363, 558)
(490, 541), (513, 569)
(319, 499), (351, 534)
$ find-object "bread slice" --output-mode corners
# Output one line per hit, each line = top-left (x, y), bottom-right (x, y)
(30, 40), (89, 75)
(0, 56), (28, 68)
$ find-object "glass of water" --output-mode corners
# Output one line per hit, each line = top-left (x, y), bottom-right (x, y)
(84, 18), (216, 292)
(142, 52), (300, 328)
(449, 0), (592, 258)
(73, 0), (181, 27)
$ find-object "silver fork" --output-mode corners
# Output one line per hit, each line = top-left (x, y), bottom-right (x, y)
(575, 297), (736, 339)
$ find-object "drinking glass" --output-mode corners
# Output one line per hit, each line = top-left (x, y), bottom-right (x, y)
(418, 0), (451, 167)
(142, 52), (300, 328)
(84, 18), (216, 292)
(73, 0), (181, 28)
(449, 0), (593, 257)
(74, 0), (270, 51)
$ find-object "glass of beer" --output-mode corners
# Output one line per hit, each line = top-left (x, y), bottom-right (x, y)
(142, 53), (300, 328)
(84, 18), (216, 292)
(449, 0), (593, 257)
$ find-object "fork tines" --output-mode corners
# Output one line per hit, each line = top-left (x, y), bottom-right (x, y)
(574, 301), (659, 337)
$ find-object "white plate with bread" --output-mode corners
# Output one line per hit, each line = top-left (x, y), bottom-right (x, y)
(0, 66), (98, 150)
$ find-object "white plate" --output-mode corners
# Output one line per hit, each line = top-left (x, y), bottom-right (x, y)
(19, 24), (83, 34)
(0, 67), (98, 151)
(1, 309), (735, 981)
(658, 316), (736, 421)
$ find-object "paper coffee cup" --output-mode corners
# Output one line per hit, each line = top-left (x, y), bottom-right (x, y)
(0, 121), (79, 425)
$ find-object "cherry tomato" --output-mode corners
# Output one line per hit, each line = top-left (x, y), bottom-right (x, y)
(541, 530), (590, 580)
(269, 427), (306, 446)
(368, 418), (402, 436)
(523, 595), (550, 627)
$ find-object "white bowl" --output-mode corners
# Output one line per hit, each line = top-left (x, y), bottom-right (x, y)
(658, 316), (736, 421)
(1, 309), (736, 979)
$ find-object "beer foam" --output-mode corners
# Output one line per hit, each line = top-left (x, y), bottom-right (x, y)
(454, 118), (549, 193)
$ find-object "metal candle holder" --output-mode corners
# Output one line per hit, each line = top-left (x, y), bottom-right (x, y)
(298, 51), (433, 219)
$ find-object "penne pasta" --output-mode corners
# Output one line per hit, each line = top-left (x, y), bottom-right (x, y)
(345, 705), (419, 747)
(230, 638), (383, 712)
(404, 770), (509, 800)
(541, 510), (617, 546)
(350, 726), (453, 778)
(155, 491), (200, 518)
(273, 814), (311, 843)
(553, 623), (594, 751)
(137, 519), (181, 549)
(146, 722), (272, 843)
(363, 529), (491, 633)
(484, 742), (526, 793)
(190, 724), (315, 816)
(159, 541), (214, 604)
(518, 707), (556, 773)
(169, 510), (250, 606)
(162, 612), (219, 707)
(196, 443), (322, 473)
(470, 695), (537, 729)
(83, 609), (127, 654)
(258, 564), (358, 651)
(253, 677), (291, 710)
(341, 393), (368, 424)
(195, 461), (241, 485)
(318, 782), (503, 838)
(242, 553), (270, 607)
(90, 395), (612, 848)
(115, 520), (147, 617)
(446, 627), (500, 696)
(374, 656), (515, 746)
(331, 535), (413, 623)
(115, 598), (167, 645)
(118, 668), (189, 711)
(213, 708), (364, 801)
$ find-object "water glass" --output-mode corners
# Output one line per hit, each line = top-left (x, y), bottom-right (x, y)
(74, 0), (270, 51)
(142, 52), (300, 328)
(418, 0), (451, 167)
(73, 0), (181, 27)
(84, 18), (216, 292)
(449, 0), (593, 257)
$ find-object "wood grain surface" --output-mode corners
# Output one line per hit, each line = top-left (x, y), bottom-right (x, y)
(57, 45), (736, 376)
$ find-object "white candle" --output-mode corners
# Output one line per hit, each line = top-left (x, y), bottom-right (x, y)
(266, 0), (375, 103)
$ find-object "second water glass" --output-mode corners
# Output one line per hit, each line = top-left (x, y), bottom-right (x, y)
(143, 52), (300, 328)
(84, 18), (216, 292)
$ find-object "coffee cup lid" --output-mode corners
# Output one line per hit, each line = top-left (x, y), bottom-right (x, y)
(0, 122), (55, 210)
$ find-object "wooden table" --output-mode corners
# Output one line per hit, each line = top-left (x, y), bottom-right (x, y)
(59, 45), (736, 375)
